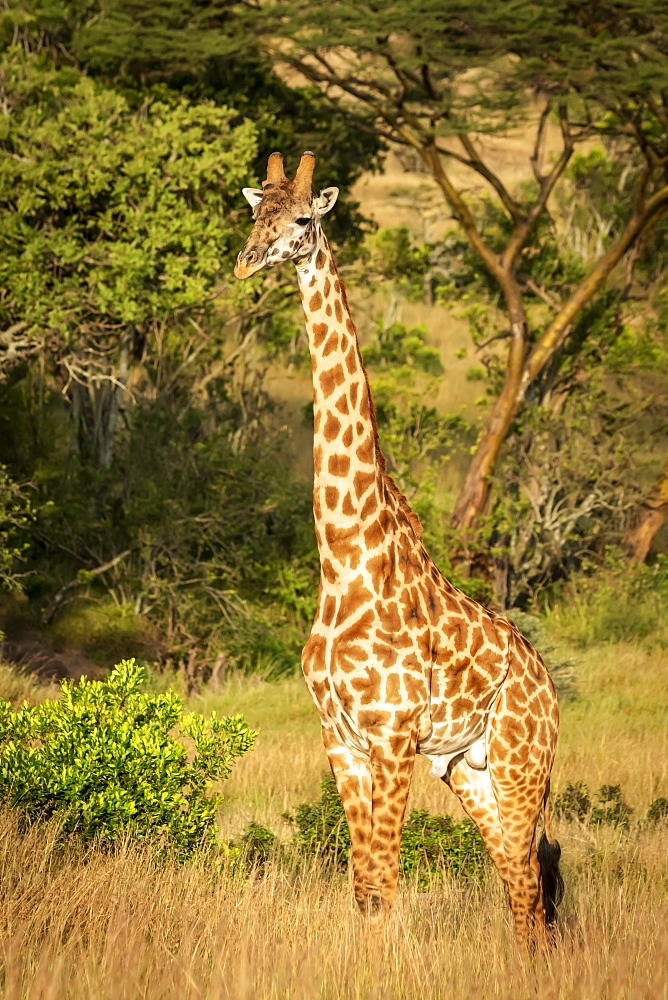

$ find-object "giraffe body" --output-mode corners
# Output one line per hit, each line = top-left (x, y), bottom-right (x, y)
(235, 152), (562, 944)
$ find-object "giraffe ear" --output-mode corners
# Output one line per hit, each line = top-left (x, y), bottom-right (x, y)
(242, 187), (264, 209)
(313, 186), (339, 217)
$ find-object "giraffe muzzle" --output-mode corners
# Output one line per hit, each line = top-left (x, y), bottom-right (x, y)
(234, 246), (266, 279)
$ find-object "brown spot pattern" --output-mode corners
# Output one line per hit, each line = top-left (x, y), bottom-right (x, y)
(268, 224), (561, 942)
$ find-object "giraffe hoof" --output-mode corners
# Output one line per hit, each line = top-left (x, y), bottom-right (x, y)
(356, 893), (384, 918)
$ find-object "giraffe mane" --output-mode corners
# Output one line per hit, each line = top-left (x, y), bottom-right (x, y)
(336, 271), (424, 540)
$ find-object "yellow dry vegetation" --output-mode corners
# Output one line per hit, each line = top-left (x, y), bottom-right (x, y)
(0, 639), (667, 999)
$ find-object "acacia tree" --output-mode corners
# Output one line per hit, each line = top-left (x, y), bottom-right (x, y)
(249, 0), (668, 529)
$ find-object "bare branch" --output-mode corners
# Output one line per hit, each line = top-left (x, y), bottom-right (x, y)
(500, 102), (574, 270)
(42, 549), (133, 624)
(530, 101), (552, 183)
(522, 277), (559, 308)
(456, 132), (523, 223)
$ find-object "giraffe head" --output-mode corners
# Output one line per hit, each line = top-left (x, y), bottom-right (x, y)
(234, 151), (339, 279)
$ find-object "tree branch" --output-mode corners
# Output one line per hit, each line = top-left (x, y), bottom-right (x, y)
(500, 103), (574, 270)
(420, 141), (502, 280)
(522, 183), (668, 390)
(530, 101), (552, 183)
(456, 132), (523, 223)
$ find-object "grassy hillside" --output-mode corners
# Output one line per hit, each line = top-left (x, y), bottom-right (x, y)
(1, 623), (667, 999)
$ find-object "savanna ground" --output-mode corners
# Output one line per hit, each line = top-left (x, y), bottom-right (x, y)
(1, 600), (667, 1000)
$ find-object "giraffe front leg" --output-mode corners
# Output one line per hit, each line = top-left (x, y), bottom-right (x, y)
(363, 735), (417, 914)
(322, 730), (417, 916)
(321, 729), (373, 910)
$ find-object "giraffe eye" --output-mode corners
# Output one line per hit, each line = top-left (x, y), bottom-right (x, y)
(296, 217), (311, 226)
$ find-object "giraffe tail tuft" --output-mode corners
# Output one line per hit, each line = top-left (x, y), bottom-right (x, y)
(538, 782), (564, 927)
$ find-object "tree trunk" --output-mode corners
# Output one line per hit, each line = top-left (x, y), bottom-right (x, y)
(451, 193), (668, 530)
(622, 461), (668, 562)
(451, 329), (525, 529)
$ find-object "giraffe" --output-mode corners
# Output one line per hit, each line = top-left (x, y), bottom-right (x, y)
(234, 151), (563, 945)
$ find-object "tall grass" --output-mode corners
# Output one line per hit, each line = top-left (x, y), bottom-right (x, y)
(1, 808), (667, 999)
(1, 618), (667, 998)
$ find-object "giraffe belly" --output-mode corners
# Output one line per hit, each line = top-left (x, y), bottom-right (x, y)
(418, 725), (486, 777)
(421, 737), (487, 778)
(418, 688), (503, 777)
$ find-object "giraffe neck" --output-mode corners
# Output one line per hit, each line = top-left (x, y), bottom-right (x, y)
(296, 234), (390, 575)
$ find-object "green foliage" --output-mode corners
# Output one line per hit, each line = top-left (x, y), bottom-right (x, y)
(553, 781), (591, 823)
(362, 321), (443, 376)
(256, 0), (668, 140)
(3, 0), (381, 250)
(397, 808), (488, 887)
(548, 551), (668, 648)
(0, 17), (378, 672)
(605, 322), (668, 374)
(287, 774), (487, 887)
(554, 781), (633, 829)
(36, 395), (317, 673)
(230, 820), (278, 871)
(490, 391), (647, 608)
(362, 321), (469, 499)
(0, 50), (257, 360)
(0, 465), (35, 591)
(559, 148), (635, 263)
(0, 659), (256, 853)
(290, 772), (351, 866)
(646, 798), (668, 825)
(366, 228), (434, 301)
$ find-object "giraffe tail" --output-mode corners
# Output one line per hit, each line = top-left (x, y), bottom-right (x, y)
(538, 779), (564, 927)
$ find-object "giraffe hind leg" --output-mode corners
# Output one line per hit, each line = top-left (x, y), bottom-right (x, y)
(487, 750), (557, 944)
(444, 756), (509, 885)
(446, 755), (554, 946)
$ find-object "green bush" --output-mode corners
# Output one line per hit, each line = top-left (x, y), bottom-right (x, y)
(646, 797), (668, 825)
(230, 820), (279, 872)
(0, 659), (256, 855)
(398, 808), (488, 887)
(290, 772), (351, 865)
(547, 551), (668, 648)
(286, 774), (488, 887)
(554, 781), (633, 828)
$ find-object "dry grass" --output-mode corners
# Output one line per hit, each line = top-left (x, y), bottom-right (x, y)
(1, 637), (667, 998)
(1, 810), (667, 999)
(0, 661), (59, 708)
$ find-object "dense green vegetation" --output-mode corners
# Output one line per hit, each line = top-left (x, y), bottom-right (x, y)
(0, 659), (256, 853)
(0, 0), (666, 682)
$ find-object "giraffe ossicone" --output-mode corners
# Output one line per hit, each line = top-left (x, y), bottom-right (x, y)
(235, 151), (563, 945)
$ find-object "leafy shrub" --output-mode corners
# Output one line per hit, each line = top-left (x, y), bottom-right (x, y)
(398, 809), (488, 887)
(230, 821), (279, 872)
(645, 797), (668, 825)
(555, 781), (633, 828)
(0, 659), (256, 855)
(289, 773), (351, 866)
(547, 551), (668, 648)
(554, 780), (591, 822)
(0, 465), (35, 592)
(286, 774), (487, 886)
(591, 785), (634, 828)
